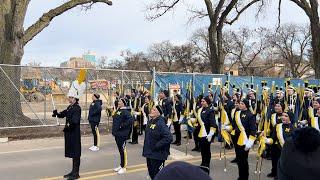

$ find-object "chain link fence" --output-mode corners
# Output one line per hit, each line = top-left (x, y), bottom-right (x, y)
(0, 64), (319, 129)
(0, 64), (152, 129)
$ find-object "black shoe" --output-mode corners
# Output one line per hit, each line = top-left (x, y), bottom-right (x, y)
(191, 147), (200, 151)
(176, 142), (181, 146)
(183, 136), (187, 139)
(129, 141), (138, 144)
(63, 172), (73, 178)
(230, 158), (238, 163)
(67, 173), (80, 180)
(267, 173), (276, 178)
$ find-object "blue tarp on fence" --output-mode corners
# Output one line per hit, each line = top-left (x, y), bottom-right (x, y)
(155, 72), (320, 99)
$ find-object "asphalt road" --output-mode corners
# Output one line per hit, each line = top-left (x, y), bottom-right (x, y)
(0, 133), (272, 180)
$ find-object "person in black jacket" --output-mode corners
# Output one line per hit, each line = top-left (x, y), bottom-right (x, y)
(278, 127), (320, 180)
(52, 96), (82, 180)
(143, 105), (173, 180)
(197, 96), (218, 174)
(112, 98), (134, 175)
(88, 93), (102, 151)
(264, 110), (295, 179)
(158, 90), (172, 126)
(172, 94), (183, 146)
(234, 99), (257, 180)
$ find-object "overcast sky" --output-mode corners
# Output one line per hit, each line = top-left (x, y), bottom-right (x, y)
(22, 0), (310, 66)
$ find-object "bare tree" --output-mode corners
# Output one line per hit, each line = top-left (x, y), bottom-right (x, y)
(97, 56), (108, 69)
(224, 27), (271, 76)
(278, 0), (320, 78)
(0, 0), (112, 126)
(146, 0), (266, 74)
(172, 43), (204, 72)
(267, 24), (312, 78)
(148, 41), (177, 72)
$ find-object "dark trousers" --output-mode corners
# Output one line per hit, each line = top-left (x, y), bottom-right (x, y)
(193, 127), (200, 149)
(146, 158), (165, 180)
(231, 134), (238, 160)
(138, 115), (144, 134)
(173, 121), (181, 143)
(131, 121), (139, 143)
(235, 143), (249, 180)
(271, 145), (281, 176)
(90, 122), (99, 146)
(72, 157), (80, 175)
(115, 136), (127, 168)
(199, 137), (211, 174)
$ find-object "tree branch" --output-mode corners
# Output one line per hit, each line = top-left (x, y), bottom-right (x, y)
(23, 0), (112, 45)
(290, 0), (312, 17)
(225, 0), (260, 25)
(146, 0), (181, 21)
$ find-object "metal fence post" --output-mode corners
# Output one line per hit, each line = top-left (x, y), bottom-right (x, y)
(44, 67), (47, 123)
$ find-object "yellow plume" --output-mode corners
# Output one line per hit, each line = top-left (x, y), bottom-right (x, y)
(77, 69), (87, 84)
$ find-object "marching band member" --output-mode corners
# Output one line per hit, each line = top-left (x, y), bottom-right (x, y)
(158, 90), (173, 126)
(234, 99), (257, 180)
(112, 98), (134, 174)
(198, 96), (218, 174)
(265, 111), (295, 178)
(52, 69), (86, 180)
(143, 105), (173, 179)
(88, 93), (102, 152)
(172, 94), (183, 146)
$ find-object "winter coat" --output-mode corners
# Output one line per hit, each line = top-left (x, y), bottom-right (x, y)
(88, 100), (102, 123)
(143, 116), (173, 160)
(112, 108), (133, 138)
(56, 102), (82, 158)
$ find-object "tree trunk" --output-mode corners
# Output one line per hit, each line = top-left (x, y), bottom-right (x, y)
(0, 1), (33, 127)
(208, 24), (224, 74)
(310, 19), (320, 78)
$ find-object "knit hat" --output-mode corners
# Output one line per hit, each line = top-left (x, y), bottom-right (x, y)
(119, 98), (127, 106)
(241, 99), (250, 109)
(161, 89), (169, 97)
(284, 110), (294, 123)
(94, 93), (100, 99)
(203, 96), (211, 105)
(154, 161), (211, 180)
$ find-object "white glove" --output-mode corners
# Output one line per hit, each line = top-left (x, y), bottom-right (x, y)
(179, 116), (184, 124)
(265, 137), (272, 145)
(206, 131), (215, 142)
(256, 114), (261, 121)
(221, 124), (232, 132)
(206, 135), (213, 142)
(245, 139), (254, 151)
(300, 120), (308, 125)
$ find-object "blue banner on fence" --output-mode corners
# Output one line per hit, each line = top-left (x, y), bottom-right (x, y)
(155, 72), (320, 100)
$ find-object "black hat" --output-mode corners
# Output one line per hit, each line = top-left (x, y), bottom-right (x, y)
(154, 161), (211, 180)
(161, 89), (169, 97)
(284, 110), (295, 123)
(241, 99), (250, 109)
(203, 96), (211, 105)
(155, 105), (163, 115)
(120, 98), (127, 106)
(94, 93), (100, 99)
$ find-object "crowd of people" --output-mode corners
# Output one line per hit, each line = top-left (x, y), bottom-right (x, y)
(52, 73), (320, 180)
